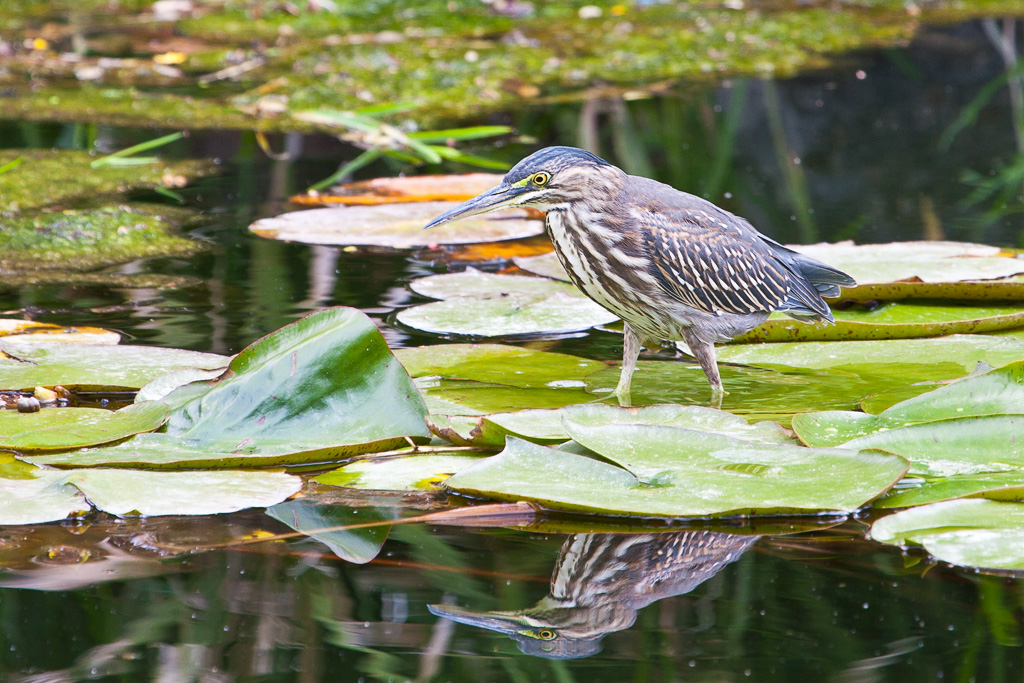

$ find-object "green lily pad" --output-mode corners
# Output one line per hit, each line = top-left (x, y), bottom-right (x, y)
(410, 269), (583, 301)
(0, 338), (230, 391)
(869, 499), (1024, 571)
(716, 335), (1024, 374)
(876, 472), (1024, 509)
(396, 293), (618, 337)
(0, 402), (169, 452)
(0, 468), (89, 525)
(24, 307), (430, 468)
(445, 432), (907, 518)
(64, 469), (302, 517)
(249, 203), (542, 249)
(838, 280), (1024, 302)
(796, 241), (1024, 284)
(839, 416), (1024, 477)
(427, 409), (570, 447)
(135, 367), (226, 405)
(735, 304), (1024, 343)
(396, 344), (607, 388)
(794, 361), (1024, 448)
(422, 379), (598, 415)
(266, 500), (396, 564)
(316, 454), (484, 491)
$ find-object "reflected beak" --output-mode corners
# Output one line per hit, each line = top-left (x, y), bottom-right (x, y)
(427, 604), (526, 635)
(423, 183), (522, 229)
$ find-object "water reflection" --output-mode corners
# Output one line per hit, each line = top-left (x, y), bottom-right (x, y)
(430, 530), (756, 659)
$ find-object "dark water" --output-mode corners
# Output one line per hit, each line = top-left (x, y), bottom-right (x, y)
(2, 20), (1024, 682)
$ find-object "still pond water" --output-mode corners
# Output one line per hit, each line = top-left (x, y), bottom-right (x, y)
(2, 19), (1024, 683)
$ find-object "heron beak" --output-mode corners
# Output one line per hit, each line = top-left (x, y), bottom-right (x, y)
(423, 183), (521, 229)
(426, 604), (526, 635)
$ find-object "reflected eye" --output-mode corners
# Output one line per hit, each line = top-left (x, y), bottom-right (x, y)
(531, 171), (551, 186)
(538, 629), (556, 640)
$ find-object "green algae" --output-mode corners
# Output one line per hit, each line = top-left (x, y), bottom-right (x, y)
(2, 0), (1023, 131)
(0, 207), (202, 273)
(0, 149), (215, 214)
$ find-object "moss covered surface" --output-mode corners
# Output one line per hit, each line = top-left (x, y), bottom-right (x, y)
(0, 207), (202, 273)
(1, 0), (1022, 130)
(0, 149), (215, 214)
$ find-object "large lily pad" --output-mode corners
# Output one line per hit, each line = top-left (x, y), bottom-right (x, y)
(434, 403), (795, 448)
(64, 469), (302, 517)
(794, 361), (1024, 448)
(409, 270), (583, 301)
(870, 499), (1024, 571)
(513, 252), (570, 282)
(0, 466), (89, 525)
(445, 430), (907, 518)
(316, 454), (485, 491)
(735, 304), (1024, 343)
(838, 280), (1024, 302)
(876, 472), (1024, 509)
(0, 338), (230, 391)
(0, 402), (169, 452)
(796, 241), (1024, 284)
(249, 202), (542, 249)
(24, 307), (430, 468)
(396, 293), (618, 337)
(395, 344), (607, 388)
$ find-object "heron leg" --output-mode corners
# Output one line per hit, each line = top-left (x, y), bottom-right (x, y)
(614, 322), (643, 407)
(681, 328), (724, 408)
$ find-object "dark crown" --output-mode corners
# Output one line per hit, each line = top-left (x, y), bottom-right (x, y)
(505, 146), (611, 184)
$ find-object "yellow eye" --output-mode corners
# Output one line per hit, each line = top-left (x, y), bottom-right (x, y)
(538, 629), (556, 640)
(531, 171), (551, 186)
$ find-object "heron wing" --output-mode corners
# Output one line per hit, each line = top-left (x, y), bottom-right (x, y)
(634, 205), (794, 316)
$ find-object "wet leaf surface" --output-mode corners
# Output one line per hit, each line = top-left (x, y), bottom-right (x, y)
(23, 308), (430, 468)
(445, 435), (907, 517)
(249, 203), (542, 249)
(870, 499), (1024, 571)
(0, 402), (169, 451)
(877, 472), (1024, 509)
(0, 339), (230, 391)
(396, 293), (618, 337)
(409, 269), (582, 301)
(796, 241), (1024, 284)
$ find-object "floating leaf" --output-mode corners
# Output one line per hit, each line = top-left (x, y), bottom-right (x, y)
(409, 269), (583, 301)
(0, 467), (88, 525)
(0, 402), (169, 452)
(876, 472), (1024, 509)
(316, 454), (484, 491)
(0, 319), (120, 345)
(794, 361), (1024, 448)
(23, 308), (430, 468)
(428, 409), (569, 447)
(838, 280), (1024, 302)
(266, 500), (396, 564)
(65, 469), (301, 517)
(396, 344), (607, 388)
(249, 202), (542, 249)
(796, 241), (1024, 284)
(135, 367), (225, 405)
(870, 499), (1024, 570)
(291, 173), (505, 206)
(398, 344), (606, 414)
(445, 433), (907, 518)
(716, 335), (1024, 374)
(561, 404), (796, 445)
(396, 293), (618, 337)
(736, 304), (1024, 343)
(0, 338), (229, 391)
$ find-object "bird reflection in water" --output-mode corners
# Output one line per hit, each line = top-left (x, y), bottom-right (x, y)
(429, 530), (757, 660)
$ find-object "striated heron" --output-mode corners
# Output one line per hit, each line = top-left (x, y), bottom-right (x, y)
(425, 146), (855, 403)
